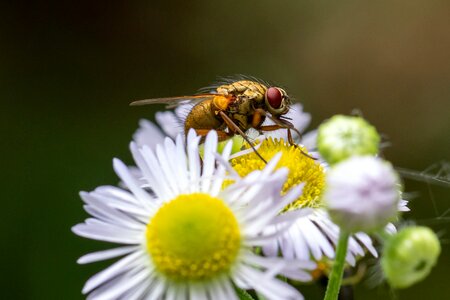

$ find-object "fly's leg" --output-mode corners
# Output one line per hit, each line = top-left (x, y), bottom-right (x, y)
(259, 124), (297, 143)
(254, 108), (303, 142)
(254, 108), (316, 160)
(218, 111), (267, 164)
(258, 124), (297, 146)
(286, 129), (317, 160)
(251, 107), (265, 128)
(258, 125), (282, 131)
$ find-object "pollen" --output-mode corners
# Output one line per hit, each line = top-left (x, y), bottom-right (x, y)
(230, 138), (325, 210)
(146, 193), (241, 282)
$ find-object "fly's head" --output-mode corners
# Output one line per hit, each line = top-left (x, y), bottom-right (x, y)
(264, 87), (290, 116)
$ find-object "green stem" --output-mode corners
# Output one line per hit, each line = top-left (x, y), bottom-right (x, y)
(324, 231), (350, 300)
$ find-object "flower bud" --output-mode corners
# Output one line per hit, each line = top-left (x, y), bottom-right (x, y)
(217, 135), (245, 155)
(381, 226), (441, 288)
(317, 115), (380, 165)
(200, 135), (245, 159)
(324, 156), (400, 232)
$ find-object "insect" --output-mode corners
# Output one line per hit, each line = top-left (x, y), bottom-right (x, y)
(131, 76), (308, 163)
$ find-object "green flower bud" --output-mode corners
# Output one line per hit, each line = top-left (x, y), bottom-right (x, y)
(381, 226), (441, 289)
(317, 115), (380, 165)
(200, 135), (245, 158)
(217, 135), (245, 155)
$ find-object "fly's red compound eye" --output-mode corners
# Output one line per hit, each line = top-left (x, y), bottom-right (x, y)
(266, 87), (282, 109)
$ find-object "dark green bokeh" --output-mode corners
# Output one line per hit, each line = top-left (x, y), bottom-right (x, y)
(1, 1), (448, 299)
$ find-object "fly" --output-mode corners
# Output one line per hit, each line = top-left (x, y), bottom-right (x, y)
(131, 76), (310, 163)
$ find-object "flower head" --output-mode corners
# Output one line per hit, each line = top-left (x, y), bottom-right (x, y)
(231, 138), (380, 266)
(324, 156), (401, 233)
(317, 115), (380, 165)
(73, 130), (315, 300)
(381, 226), (441, 289)
(230, 137), (325, 210)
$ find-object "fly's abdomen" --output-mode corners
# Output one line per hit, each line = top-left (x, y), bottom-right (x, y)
(184, 99), (223, 134)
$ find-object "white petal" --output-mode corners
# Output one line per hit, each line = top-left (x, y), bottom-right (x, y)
(174, 134), (189, 191)
(77, 246), (139, 264)
(81, 192), (146, 229)
(155, 111), (183, 139)
(156, 142), (180, 195)
(269, 208), (312, 226)
(243, 181), (303, 236)
(133, 119), (165, 149)
(299, 218), (332, 260)
(188, 284), (208, 300)
(87, 266), (150, 300)
(113, 159), (154, 209)
(234, 264), (304, 300)
(290, 223), (311, 260)
(201, 131), (219, 193)
(218, 277), (239, 300)
(354, 232), (378, 257)
(165, 283), (181, 300)
(82, 251), (146, 294)
(187, 129), (202, 192)
(174, 104), (192, 120)
(347, 235), (365, 257)
(105, 200), (151, 223)
(385, 223), (397, 234)
(242, 251), (315, 274)
(262, 239), (278, 257)
(345, 252), (356, 266)
(398, 199), (410, 212)
(94, 185), (139, 204)
(172, 283), (188, 300)
(207, 278), (237, 300)
(120, 279), (149, 300)
(139, 145), (175, 201)
(146, 275), (167, 300)
(162, 137), (184, 194)
(72, 221), (143, 244)
(279, 233), (295, 259)
(210, 141), (233, 196)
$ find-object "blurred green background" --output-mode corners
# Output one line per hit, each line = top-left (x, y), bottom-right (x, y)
(1, 0), (449, 299)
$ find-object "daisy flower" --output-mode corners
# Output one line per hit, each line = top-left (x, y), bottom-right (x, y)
(73, 130), (316, 300)
(229, 138), (409, 267)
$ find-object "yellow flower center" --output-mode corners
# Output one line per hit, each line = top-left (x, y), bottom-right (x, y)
(230, 138), (325, 210)
(146, 193), (241, 282)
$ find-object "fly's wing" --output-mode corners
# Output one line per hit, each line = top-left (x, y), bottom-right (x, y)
(130, 94), (216, 109)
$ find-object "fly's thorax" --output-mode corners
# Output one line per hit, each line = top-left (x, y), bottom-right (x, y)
(216, 81), (267, 117)
(217, 80), (267, 104)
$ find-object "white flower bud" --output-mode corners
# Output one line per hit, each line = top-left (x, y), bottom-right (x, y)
(324, 156), (401, 232)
